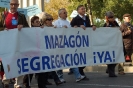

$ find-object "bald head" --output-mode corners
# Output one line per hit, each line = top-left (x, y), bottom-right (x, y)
(10, 0), (19, 4)
(10, 0), (19, 13)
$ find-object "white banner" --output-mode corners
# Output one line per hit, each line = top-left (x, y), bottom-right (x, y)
(24, 5), (42, 16)
(0, 27), (124, 79)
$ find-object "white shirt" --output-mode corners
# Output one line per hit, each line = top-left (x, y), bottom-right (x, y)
(53, 18), (71, 28)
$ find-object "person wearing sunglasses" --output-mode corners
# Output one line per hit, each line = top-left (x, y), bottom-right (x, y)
(53, 8), (85, 83)
(41, 13), (54, 27)
(104, 11), (124, 77)
(41, 13), (64, 86)
(23, 16), (46, 88)
(53, 8), (70, 28)
(104, 11), (119, 27)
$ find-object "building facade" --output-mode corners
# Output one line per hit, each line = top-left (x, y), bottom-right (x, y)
(18, 0), (44, 11)
(18, 0), (44, 26)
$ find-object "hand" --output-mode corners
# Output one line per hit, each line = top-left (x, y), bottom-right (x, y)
(54, 26), (57, 28)
(80, 25), (86, 30)
(40, 25), (45, 28)
(17, 25), (23, 31)
(126, 29), (131, 35)
(74, 25), (77, 28)
(92, 25), (96, 31)
(106, 22), (109, 27)
(63, 25), (68, 28)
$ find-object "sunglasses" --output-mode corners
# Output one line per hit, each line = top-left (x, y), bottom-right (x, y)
(10, 3), (19, 6)
(108, 16), (114, 18)
(46, 18), (53, 21)
(63, 12), (67, 14)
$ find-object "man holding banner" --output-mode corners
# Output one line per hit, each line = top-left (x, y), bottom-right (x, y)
(54, 8), (86, 83)
(0, 0), (29, 88)
(103, 11), (119, 77)
(70, 5), (96, 80)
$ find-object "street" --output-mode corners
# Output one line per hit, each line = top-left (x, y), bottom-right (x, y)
(1, 71), (133, 88)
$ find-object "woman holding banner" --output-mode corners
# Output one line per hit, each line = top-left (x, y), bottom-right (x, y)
(27, 15), (62, 88)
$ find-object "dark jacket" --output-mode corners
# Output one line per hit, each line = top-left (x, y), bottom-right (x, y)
(120, 22), (133, 49)
(103, 21), (119, 27)
(0, 12), (29, 31)
(103, 21), (126, 56)
(70, 15), (91, 27)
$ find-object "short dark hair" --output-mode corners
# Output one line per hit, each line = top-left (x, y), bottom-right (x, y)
(77, 5), (84, 11)
(31, 16), (39, 26)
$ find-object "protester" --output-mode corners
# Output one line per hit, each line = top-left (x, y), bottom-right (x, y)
(119, 13), (133, 72)
(70, 5), (96, 30)
(41, 13), (54, 27)
(0, 13), (4, 80)
(29, 16), (48, 88)
(0, 0), (29, 88)
(31, 13), (62, 85)
(53, 8), (85, 82)
(70, 5), (96, 80)
(103, 11), (127, 77)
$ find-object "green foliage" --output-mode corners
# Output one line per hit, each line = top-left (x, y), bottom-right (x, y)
(90, 0), (105, 19)
(93, 18), (105, 27)
(45, 0), (69, 20)
(90, 0), (133, 20)
(67, 0), (87, 18)
(45, 0), (133, 22)
(0, 7), (4, 12)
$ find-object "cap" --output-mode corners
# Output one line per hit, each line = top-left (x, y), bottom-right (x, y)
(105, 11), (114, 17)
(123, 13), (131, 18)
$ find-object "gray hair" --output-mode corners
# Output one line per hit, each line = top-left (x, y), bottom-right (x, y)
(105, 11), (114, 17)
(58, 8), (66, 16)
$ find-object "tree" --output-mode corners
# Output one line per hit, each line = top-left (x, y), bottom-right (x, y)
(45, 0), (69, 20)
(0, 7), (4, 12)
(45, 0), (133, 22)
(90, 0), (105, 19)
(90, 0), (133, 20)
(67, 0), (87, 19)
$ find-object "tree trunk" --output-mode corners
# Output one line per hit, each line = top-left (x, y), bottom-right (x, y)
(87, 0), (93, 25)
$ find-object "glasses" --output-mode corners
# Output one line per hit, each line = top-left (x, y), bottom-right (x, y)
(79, 7), (86, 10)
(108, 16), (114, 18)
(63, 12), (67, 14)
(10, 3), (19, 6)
(46, 18), (53, 21)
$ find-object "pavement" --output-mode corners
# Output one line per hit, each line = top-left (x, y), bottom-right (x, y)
(0, 71), (133, 88)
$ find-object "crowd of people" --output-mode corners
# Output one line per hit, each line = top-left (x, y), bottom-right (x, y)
(0, 0), (133, 88)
